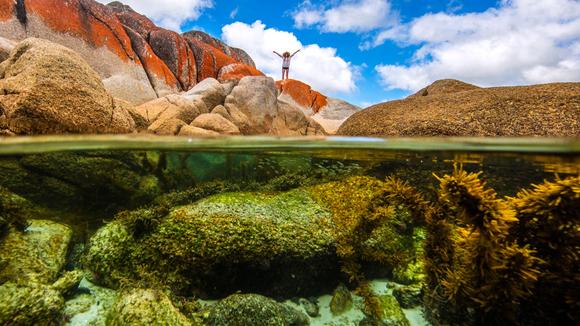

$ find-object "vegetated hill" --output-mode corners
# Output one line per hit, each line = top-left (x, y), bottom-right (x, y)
(338, 80), (580, 137)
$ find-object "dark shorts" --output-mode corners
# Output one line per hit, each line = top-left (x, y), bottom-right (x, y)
(282, 67), (289, 70)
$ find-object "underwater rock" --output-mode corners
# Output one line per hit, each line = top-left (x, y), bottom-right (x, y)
(0, 282), (65, 325)
(391, 260), (425, 286)
(376, 295), (410, 326)
(107, 289), (191, 326)
(84, 176), (424, 298)
(85, 189), (339, 297)
(299, 297), (320, 318)
(206, 294), (309, 326)
(330, 284), (353, 316)
(0, 38), (135, 135)
(0, 186), (33, 237)
(0, 151), (162, 212)
(0, 220), (71, 284)
(0, 271), (83, 325)
(392, 285), (422, 309)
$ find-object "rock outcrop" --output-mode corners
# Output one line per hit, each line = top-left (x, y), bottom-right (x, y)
(0, 0), (257, 104)
(135, 77), (327, 136)
(277, 79), (359, 134)
(0, 38), (135, 135)
(338, 80), (580, 137)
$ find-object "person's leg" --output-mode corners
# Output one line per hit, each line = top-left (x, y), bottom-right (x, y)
(281, 68), (285, 80)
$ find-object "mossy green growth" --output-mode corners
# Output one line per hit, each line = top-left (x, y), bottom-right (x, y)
(84, 177), (424, 300)
(84, 188), (337, 295)
(0, 271), (82, 325)
(308, 176), (426, 317)
(376, 295), (410, 326)
(205, 294), (308, 326)
(0, 187), (34, 237)
(0, 220), (72, 284)
(0, 282), (65, 325)
(106, 289), (193, 326)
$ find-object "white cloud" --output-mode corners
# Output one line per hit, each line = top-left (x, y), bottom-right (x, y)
(375, 0), (580, 91)
(293, 0), (397, 33)
(221, 21), (356, 94)
(96, 0), (212, 32)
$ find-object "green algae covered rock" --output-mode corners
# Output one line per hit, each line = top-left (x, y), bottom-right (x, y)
(0, 271), (83, 325)
(84, 176), (424, 298)
(377, 295), (410, 326)
(0, 220), (72, 284)
(0, 187), (32, 236)
(107, 289), (192, 326)
(85, 189), (338, 297)
(330, 284), (353, 315)
(0, 282), (64, 325)
(0, 151), (162, 214)
(206, 294), (308, 326)
(392, 285), (422, 309)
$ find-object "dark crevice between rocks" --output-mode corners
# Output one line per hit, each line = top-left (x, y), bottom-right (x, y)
(15, 0), (27, 26)
(122, 26), (161, 98)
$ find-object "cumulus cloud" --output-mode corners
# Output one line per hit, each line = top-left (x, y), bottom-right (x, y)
(96, 0), (212, 32)
(222, 21), (356, 94)
(293, 0), (397, 33)
(375, 0), (580, 91)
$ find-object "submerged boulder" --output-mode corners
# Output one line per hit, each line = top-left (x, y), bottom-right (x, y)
(107, 289), (191, 326)
(0, 38), (136, 135)
(206, 294), (308, 326)
(85, 189), (339, 297)
(0, 220), (72, 284)
(0, 271), (82, 325)
(0, 151), (162, 213)
(84, 176), (425, 298)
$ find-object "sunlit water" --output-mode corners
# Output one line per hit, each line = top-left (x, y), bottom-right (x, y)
(0, 136), (578, 326)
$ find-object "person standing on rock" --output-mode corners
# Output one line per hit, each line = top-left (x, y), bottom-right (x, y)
(274, 50), (300, 80)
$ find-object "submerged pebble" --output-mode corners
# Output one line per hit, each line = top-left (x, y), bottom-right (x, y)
(330, 284), (353, 316)
(299, 297), (320, 317)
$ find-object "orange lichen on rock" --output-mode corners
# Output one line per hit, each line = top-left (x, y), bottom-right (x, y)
(123, 27), (180, 92)
(276, 79), (328, 113)
(218, 63), (264, 82)
(25, 0), (137, 63)
(0, 0), (14, 22)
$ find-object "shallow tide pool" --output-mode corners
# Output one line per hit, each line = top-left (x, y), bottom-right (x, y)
(0, 136), (578, 325)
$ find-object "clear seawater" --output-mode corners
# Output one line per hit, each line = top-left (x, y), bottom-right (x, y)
(0, 135), (578, 326)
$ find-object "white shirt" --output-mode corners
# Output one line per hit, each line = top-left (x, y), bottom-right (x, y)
(283, 56), (291, 68)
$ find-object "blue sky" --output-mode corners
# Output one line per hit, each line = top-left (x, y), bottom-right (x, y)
(108, 0), (580, 107)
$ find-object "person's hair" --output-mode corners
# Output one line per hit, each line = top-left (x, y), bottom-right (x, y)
(283, 52), (290, 57)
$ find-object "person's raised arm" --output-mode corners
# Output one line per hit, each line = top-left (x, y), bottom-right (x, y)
(291, 49), (301, 57)
(273, 51), (282, 58)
